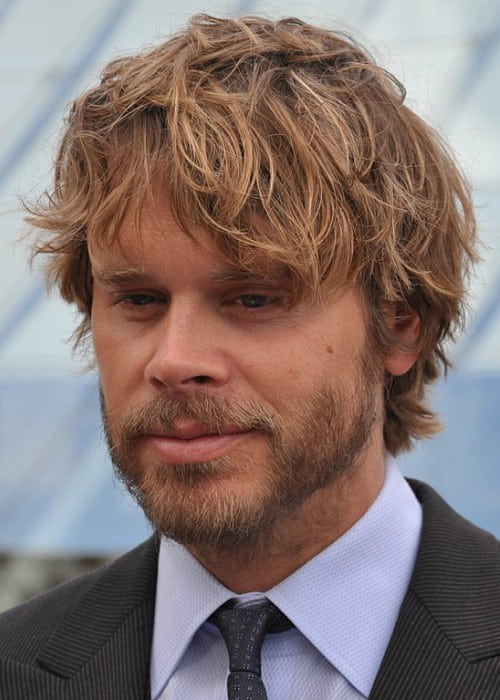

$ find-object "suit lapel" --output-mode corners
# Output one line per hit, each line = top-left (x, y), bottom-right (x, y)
(28, 482), (500, 698)
(35, 535), (159, 699)
(370, 480), (500, 699)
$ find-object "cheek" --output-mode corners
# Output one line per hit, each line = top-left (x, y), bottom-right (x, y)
(247, 345), (327, 413)
(93, 328), (146, 411)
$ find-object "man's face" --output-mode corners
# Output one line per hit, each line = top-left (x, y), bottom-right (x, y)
(91, 195), (383, 549)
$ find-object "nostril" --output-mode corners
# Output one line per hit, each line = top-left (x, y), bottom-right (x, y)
(193, 375), (210, 384)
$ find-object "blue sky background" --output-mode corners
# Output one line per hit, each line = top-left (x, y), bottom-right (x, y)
(1, 0), (499, 554)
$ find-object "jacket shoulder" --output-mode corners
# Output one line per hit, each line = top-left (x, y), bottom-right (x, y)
(0, 536), (158, 666)
(408, 479), (500, 658)
(0, 563), (106, 663)
(371, 480), (500, 700)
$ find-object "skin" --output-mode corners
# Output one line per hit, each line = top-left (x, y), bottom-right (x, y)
(91, 194), (419, 592)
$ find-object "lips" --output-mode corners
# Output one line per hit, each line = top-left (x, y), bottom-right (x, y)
(149, 423), (247, 440)
(144, 423), (251, 463)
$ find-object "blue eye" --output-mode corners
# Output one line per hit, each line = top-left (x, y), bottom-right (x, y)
(239, 295), (269, 308)
(126, 294), (157, 306)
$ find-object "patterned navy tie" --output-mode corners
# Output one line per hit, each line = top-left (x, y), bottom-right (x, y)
(212, 601), (292, 700)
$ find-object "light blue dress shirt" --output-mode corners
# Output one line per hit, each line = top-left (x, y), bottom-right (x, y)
(151, 462), (422, 699)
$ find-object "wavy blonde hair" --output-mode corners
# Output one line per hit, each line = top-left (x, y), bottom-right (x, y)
(27, 14), (477, 455)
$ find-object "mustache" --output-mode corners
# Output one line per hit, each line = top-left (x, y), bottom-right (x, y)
(102, 391), (279, 440)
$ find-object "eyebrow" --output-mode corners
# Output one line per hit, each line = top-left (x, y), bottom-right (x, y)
(92, 264), (290, 286)
(92, 266), (147, 286)
(209, 268), (290, 283)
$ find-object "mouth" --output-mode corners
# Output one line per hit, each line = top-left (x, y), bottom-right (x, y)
(144, 423), (251, 463)
(154, 423), (247, 440)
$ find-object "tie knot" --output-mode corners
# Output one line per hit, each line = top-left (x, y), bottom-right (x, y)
(211, 601), (291, 674)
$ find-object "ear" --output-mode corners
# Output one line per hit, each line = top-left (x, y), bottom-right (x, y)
(383, 307), (421, 376)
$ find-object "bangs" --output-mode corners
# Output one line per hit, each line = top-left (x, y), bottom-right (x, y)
(26, 14), (478, 453)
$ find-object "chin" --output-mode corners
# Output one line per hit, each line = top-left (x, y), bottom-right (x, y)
(115, 455), (281, 548)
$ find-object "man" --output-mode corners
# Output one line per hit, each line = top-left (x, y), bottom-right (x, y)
(0, 13), (498, 700)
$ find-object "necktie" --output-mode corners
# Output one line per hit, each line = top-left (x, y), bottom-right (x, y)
(211, 601), (292, 700)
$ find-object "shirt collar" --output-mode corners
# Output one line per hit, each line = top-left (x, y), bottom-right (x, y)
(151, 462), (422, 697)
(266, 462), (422, 695)
(151, 539), (234, 695)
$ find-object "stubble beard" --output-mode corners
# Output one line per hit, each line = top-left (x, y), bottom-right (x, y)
(103, 358), (378, 551)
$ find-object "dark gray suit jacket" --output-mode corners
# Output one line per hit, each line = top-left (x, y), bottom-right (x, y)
(1, 480), (499, 699)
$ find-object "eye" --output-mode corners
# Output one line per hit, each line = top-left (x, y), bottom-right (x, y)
(238, 294), (271, 308)
(112, 292), (166, 319)
(124, 293), (158, 306)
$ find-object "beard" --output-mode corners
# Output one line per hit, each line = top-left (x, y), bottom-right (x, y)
(103, 353), (378, 550)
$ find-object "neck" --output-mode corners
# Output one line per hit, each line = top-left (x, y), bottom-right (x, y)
(187, 452), (385, 592)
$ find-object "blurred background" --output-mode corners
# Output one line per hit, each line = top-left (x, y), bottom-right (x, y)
(1, 0), (499, 609)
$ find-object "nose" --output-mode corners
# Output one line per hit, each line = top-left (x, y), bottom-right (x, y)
(143, 302), (231, 393)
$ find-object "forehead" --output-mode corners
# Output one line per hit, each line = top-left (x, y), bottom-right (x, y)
(88, 191), (290, 282)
